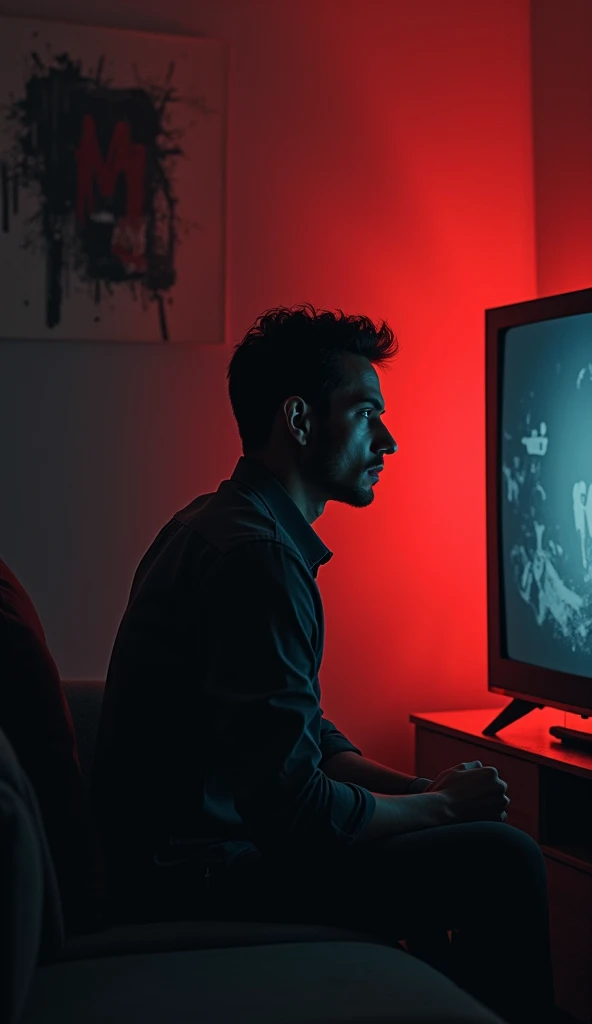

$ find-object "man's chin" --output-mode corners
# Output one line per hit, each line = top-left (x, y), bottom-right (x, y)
(328, 484), (375, 508)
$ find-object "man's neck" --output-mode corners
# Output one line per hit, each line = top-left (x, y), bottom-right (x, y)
(245, 452), (324, 524)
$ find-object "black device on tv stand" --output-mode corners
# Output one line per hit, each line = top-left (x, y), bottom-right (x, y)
(548, 724), (592, 753)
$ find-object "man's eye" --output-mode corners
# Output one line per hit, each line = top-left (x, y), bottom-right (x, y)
(360, 409), (373, 419)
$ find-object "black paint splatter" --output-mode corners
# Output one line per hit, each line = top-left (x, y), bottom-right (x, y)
(1, 51), (184, 340)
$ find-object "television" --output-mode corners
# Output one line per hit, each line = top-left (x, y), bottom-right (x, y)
(484, 286), (592, 746)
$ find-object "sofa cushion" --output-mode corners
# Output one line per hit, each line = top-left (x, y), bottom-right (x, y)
(21, 941), (504, 1024)
(59, 919), (390, 961)
(0, 781), (45, 1024)
(0, 725), (66, 1024)
(0, 727), (64, 965)
(0, 559), (105, 934)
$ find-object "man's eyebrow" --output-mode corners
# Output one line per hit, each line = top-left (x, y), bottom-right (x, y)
(350, 395), (386, 413)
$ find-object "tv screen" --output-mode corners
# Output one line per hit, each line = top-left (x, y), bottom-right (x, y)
(486, 287), (592, 719)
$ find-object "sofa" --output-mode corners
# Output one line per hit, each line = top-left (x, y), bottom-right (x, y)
(0, 677), (506, 1024)
(0, 559), (506, 1024)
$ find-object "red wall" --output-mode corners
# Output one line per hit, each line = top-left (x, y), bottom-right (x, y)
(532, 0), (592, 296)
(227, 0), (537, 770)
(531, 0), (592, 738)
(0, 0), (536, 773)
(297, 0), (537, 769)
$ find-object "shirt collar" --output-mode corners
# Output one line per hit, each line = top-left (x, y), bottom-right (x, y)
(230, 456), (333, 578)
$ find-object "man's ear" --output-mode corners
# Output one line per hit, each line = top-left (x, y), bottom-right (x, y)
(284, 397), (313, 446)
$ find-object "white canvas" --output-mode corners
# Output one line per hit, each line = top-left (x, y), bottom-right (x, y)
(0, 16), (226, 343)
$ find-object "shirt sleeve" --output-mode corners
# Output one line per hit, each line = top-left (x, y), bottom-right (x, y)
(319, 716), (363, 761)
(202, 540), (376, 853)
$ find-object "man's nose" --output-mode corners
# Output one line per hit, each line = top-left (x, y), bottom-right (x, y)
(381, 434), (398, 455)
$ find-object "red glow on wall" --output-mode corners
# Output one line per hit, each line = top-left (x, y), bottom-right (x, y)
(532, 0), (592, 296)
(232, 0), (538, 770)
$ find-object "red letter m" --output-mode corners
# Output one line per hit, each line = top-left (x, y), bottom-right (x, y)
(76, 115), (146, 224)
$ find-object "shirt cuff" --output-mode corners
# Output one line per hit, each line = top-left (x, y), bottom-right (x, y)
(405, 776), (432, 793)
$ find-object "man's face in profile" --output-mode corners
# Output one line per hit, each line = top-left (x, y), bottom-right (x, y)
(303, 353), (397, 510)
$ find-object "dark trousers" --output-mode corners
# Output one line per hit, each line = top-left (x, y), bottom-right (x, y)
(136, 822), (557, 1024)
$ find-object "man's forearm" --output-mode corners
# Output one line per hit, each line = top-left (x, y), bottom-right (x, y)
(322, 750), (427, 795)
(359, 791), (452, 841)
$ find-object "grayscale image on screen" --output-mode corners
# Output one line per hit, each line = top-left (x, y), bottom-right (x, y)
(500, 312), (592, 679)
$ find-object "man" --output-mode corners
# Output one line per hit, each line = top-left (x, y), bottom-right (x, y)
(92, 305), (556, 1023)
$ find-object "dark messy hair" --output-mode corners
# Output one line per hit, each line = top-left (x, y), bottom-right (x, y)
(227, 303), (399, 454)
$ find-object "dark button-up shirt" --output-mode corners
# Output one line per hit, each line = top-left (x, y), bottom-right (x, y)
(91, 457), (376, 871)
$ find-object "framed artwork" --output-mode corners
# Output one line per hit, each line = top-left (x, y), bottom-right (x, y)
(0, 16), (227, 343)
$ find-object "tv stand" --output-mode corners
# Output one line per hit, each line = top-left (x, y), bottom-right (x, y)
(410, 707), (592, 1023)
(482, 697), (544, 736)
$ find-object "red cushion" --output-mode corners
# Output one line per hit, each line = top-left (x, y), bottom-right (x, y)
(0, 558), (105, 933)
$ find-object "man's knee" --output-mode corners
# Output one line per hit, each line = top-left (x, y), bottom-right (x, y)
(483, 821), (542, 856)
(469, 821), (547, 886)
